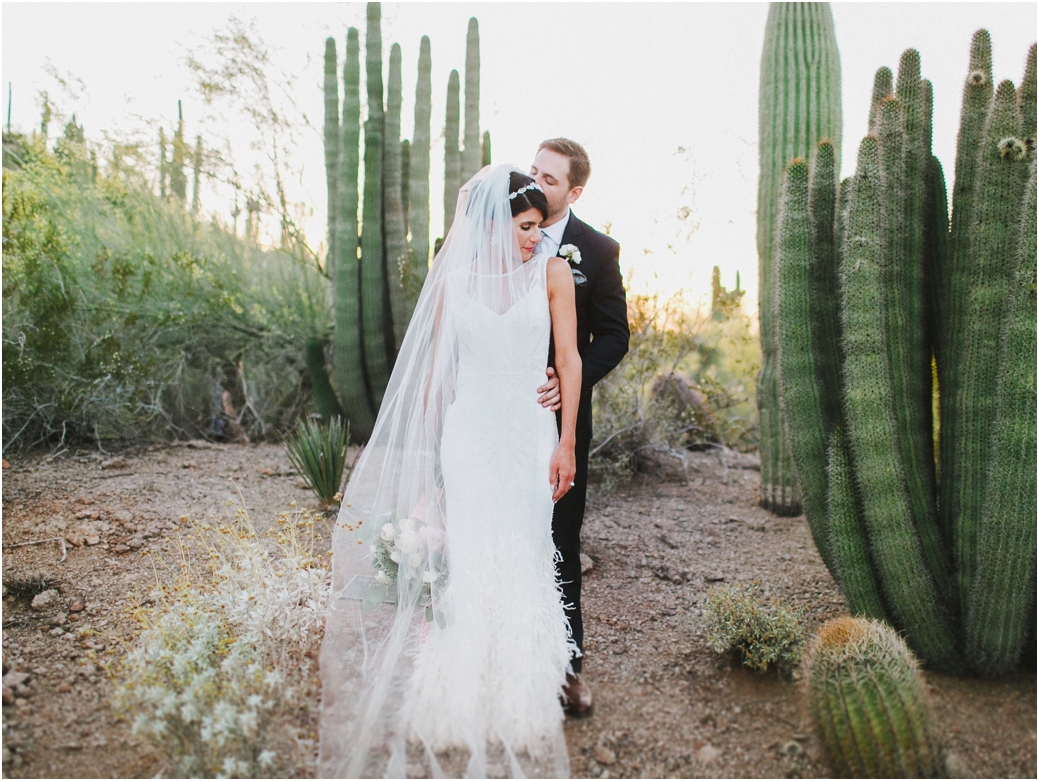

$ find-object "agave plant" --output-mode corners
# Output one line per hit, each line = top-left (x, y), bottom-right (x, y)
(285, 416), (351, 506)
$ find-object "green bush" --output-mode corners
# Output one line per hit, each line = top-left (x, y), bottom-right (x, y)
(285, 416), (351, 506)
(2, 133), (329, 450)
(701, 582), (806, 676)
(590, 282), (759, 490)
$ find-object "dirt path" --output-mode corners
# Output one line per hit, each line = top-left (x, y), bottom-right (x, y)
(2, 444), (1036, 778)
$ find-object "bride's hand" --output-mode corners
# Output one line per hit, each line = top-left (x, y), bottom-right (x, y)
(549, 441), (577, 503)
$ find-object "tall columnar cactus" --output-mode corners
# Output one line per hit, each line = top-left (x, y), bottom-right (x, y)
(324, 37), (340, 278)
(443, 69), (461, 235)
(360, 2), (390, 408)
(482, 130), (492, 167)
(408, 35), (432, 279)
(774, 32), (1038, 674)
(1020, 44), (1037, 156)
(776, 156), (837, 575)
(804, 617), (945, 778)
(949, 80), (1029, 616)
(867, 66), (893, 131)
(966, 160), (1037, 675)
(333, 26), (375, 437)
(826, 427), (887, 619)
(462, 17), (481, 183)
(756, 1), (842, 516)
(191, 136), (203, 214)
(383, 42), (408, 352)
(171, 100), (187, 203)
(158, 127), (168, 199)
(838, 135), (959, 671)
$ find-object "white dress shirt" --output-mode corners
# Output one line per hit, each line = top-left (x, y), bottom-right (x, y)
(538, 208), (571, 258)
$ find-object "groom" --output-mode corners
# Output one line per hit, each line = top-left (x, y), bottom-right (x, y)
(532, 138), (629, 717)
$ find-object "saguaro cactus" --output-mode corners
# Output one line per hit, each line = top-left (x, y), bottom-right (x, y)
(482, 130), (492, 167)
(756, 1), (842, 516)
(804, 617), (945, 778)
(171, 100), (187, 202)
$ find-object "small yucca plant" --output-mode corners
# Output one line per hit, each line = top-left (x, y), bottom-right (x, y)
(285, 416), (350, 505)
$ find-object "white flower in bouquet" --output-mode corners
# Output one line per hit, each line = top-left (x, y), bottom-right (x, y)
(396, 531), (421, 555)
(389, 550), (402, 564)
(422, 569), (436, 584)
(376, 570), (391, 584)
(407, 552), (423, 569)
(398, 517), (416, 534)
(380, 523), (395, 542)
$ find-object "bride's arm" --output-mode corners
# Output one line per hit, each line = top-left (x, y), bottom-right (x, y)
(546, 256), (581, 502)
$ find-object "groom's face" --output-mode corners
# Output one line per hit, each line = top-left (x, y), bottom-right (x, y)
(530, 149), (583, 221)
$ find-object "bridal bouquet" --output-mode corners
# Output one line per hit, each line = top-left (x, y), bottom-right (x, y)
(363, 515), (447, 624)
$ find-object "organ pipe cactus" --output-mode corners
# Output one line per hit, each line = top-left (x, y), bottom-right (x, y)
(774, 30), (1037, 675)
(757, 1), (842, 516)
(966, 160), (1037, 675)
(462, 18), (481, 183)
(324, 37), (340, 277)
(482, 130), (492, 167)
(804, 616), (945, 778)
(319, 7), (483, 438)
(443, 69), (461, 235)
(384, 42), (408, 352)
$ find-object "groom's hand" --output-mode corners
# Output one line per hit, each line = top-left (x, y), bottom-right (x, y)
(537, 367), (562, 411)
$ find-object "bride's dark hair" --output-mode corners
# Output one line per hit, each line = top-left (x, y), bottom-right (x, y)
(509, 171), (549, 220)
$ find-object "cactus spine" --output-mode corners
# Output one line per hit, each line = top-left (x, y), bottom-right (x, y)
(757, 2), (842, 516)
(805, 617), (945, 778)
(333, 27), (375, 436)
(383, 42), (408, 352)
(839, 135), (959, 671)
(324, 37), (340, 277)
(776, 156), (837, 575)
(462, 18), (481, 182)
(443, 69), (461, 235)
(965, 160), (1037, 675)
(408, 35), (432, 280)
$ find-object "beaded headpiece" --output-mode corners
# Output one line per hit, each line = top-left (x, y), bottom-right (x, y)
(508, 181), (544, 200)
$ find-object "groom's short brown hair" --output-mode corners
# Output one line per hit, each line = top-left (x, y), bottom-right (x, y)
(538, 138), (591, 189)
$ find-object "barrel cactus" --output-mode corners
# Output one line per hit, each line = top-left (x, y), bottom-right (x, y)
(774, 31), (1037, 675)
(757, 1), (842, 516)
(804, 616), (945, 778)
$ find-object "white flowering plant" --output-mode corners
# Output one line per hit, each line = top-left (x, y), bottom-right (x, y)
(111, 496), (331, 778)
(559, 244), (582, 265)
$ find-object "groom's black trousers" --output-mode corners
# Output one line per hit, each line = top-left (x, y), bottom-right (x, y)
(553, 395), (593, 674)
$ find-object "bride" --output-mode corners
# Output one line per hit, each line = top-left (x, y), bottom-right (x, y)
(319, 164), (581, 778)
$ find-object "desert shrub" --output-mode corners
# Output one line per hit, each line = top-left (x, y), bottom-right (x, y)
(700, 582), (805, 676)
(285, 416), (352, 505)
(111, 498), (330, 777)
(2, 134), (328, 451)
(590, 283), (759, 489)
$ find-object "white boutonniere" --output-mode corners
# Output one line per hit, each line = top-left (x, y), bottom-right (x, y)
(559, 244), (582, 265)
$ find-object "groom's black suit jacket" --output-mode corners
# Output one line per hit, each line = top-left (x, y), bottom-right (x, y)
(548, 210), (628, 671)
(548, 211), (629, 428)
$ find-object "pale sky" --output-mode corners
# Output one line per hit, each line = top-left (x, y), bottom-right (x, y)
(3, 2), (1036, 311)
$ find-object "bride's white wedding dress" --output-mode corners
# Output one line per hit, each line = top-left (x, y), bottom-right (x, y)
(405, 254), (574, 762)
(319, 165), (573, 779)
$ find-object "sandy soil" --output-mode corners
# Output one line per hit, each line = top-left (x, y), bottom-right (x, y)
(2, 443), (1035, 778)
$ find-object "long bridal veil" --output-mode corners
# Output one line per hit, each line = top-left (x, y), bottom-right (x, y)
(318, 164), (570, 779)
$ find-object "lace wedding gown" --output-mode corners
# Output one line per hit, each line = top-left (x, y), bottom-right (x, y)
(404, 253), (575, 771)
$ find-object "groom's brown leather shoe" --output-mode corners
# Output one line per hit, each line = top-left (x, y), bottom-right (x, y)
(562, 673), (593, 718)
